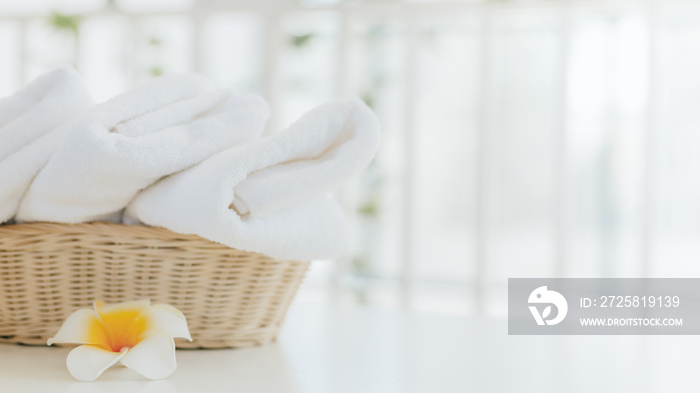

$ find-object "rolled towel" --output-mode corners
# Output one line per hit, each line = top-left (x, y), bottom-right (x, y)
(125, 98), (381, 260)
(16, 74), (269, 224)
(230, 98), (381, 217)
(0, 66), (94, 224)
(0, 66), (93, 161)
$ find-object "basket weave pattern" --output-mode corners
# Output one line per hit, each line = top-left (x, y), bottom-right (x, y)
(0, 222), (308, 349)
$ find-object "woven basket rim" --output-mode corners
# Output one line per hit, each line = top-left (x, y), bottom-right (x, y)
(0, 222), (285, 260)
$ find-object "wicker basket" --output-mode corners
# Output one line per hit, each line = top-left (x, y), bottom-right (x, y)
(0, 222), (309, 349)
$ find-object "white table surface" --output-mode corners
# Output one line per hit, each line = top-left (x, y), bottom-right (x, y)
(1, 302), (698, 392)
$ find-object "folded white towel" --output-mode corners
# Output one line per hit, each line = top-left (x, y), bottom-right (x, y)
(230, 98), (381, 218)
(125, 98), (380, 260)
(16, 74), (269, 224)
(0, 66), (94, 224)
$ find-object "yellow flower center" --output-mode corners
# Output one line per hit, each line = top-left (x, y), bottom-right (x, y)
(88, 305), (149, 353)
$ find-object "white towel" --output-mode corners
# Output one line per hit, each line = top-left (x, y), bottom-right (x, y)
(125, 98), (380, 260)
(0, 66), (94, 224)
(16, 74), (269, 224)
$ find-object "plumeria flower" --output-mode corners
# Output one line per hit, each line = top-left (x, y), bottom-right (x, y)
(48, 299), (192, 381)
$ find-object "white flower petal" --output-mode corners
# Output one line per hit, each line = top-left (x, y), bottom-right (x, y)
(66, 345), (127, 382)
(95, 299), (151, 315)
(47, 309), (108, 347)
(119, 330), (177, 380)
(145, 304), (192, 341)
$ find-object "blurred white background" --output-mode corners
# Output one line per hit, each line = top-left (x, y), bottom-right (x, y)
(2, 0), (699, 316)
